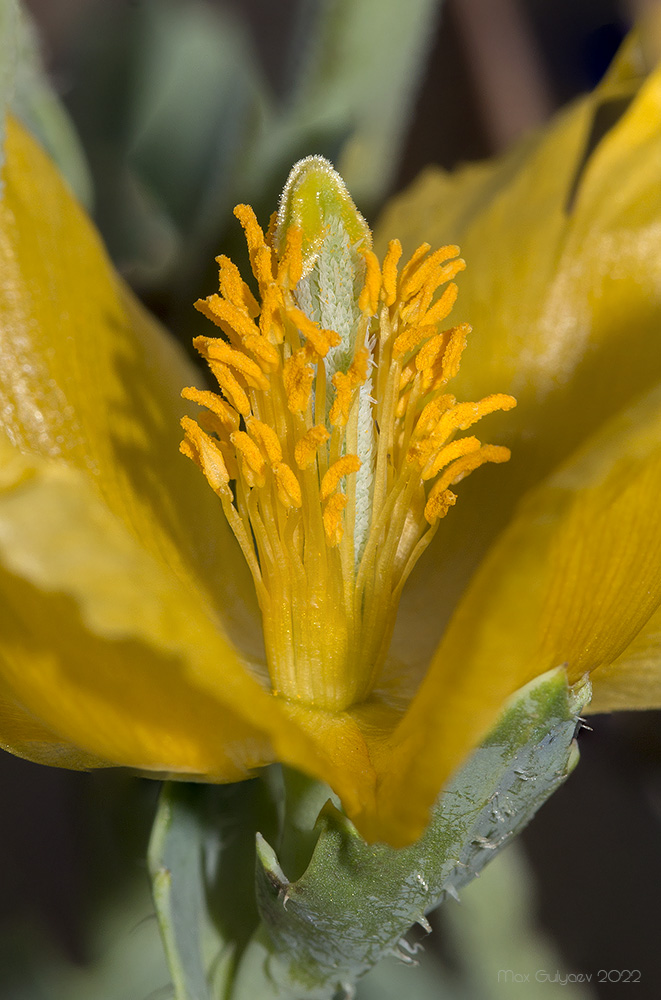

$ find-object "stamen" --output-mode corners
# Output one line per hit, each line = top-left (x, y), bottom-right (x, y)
(295, 425), (330, 469)
(329, 347), (370, 427)
(194, 295), (260, 343)
(248, 418), (283, 464)
(206, 361), (251, 417)
(424, 487), (457, 525)
(432, 444), (511, 495)
(233, 204), (268, 264)
(181, 387), (239, 433)
(283, 349), (315, 413)
(399, 245), (462, 301)
(231, 430), (266, 487)
(288, 306), (341, 357)
(320, 455), (362, 501)
(193, 337), (270, 390)
(180, 416), (230, 494)
(381, 239), (402, 306)
(277, 225), (304, 289)
(180, 158), (515, 713)
(273, 462), (303, 509)
(323, 492), (348, 546)
(358, 250), (382, 314)
(216, 255), (259, 317)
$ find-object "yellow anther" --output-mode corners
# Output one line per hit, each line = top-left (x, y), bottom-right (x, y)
(399, 244), (461, 302)
(194, 337), (270, 391)
(265, 210), (278, 247)
(195, 295), (260, 343)
(349, 346), (370, 384)
(435, 394), (517, 440)
(248, 418), (283, 465)
(283, 348), (315, 414)
(231, 430), (266, 487)
(440, 323), (469, 383)
(434, 444), (511, 496)
(259, 284), (285, 344)
(398, 362), (416, 392)
(416, 393), (456, 436)
(419, 280), (461, 328)
(392, 322), (436, 359)
(242, 333), (280, 370)
(358, 250), (381, 314)
(216, 255), (259, 317)
(252, 244), (275, 288)
(421, 435), (482, 481)
(323, 492), (348, 547)
(277, 225), (304, 289)
(329, 372), (353, 427)
(273, 462), (303, 509)
(320, 455), (362, 501)
(415, 326), (467, 394)
(207, 360), (252, 417)
(398, 286), (429, 327)
(424, 486), (457, 525)
(329, 347), (370, 427)
(181, 386), (240, 434)
(288, 306), (341, 357)
(381, 239), (402, 307)
(294, 425), (330, 469)
(234, 204), (268, 260)
(395, 388), (412, 420)
(415, 331), (447, 374)
(180, 416), (230, 493)
(399, 242), (431, 290)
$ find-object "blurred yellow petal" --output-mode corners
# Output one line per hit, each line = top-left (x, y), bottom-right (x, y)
(376, 26), (661, 464)
(0, 440), (276, 777)
(379, 23), (661, 680)
(588, 605), (661, 712)
(372, 381), (661, 842)
(0, 677), (111, 770)
(0, 114), (260, 653)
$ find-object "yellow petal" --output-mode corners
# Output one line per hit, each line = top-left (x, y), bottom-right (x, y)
(0, 675), (111, 770)
(372, 380), (661, 843)
(377, 24), (661, 681)
(588, 603), (661, 713)
(0, 114), (260, 653)
(0, 442), (275, 776)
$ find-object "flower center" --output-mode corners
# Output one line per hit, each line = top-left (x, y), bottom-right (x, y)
(180, 157), (516, 711)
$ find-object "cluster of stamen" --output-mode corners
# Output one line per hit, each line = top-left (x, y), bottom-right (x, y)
(180, 204), (515, 711)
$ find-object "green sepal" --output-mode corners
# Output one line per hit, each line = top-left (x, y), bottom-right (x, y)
(275, 155), (371, 273)
(245, 667), (589, 998)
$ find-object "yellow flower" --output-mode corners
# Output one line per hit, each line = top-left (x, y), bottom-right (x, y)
(180, 156), (515, 715)
(1, 25), (661, 847)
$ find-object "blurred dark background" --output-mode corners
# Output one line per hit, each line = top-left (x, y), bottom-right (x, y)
(2, 1), (661, 997)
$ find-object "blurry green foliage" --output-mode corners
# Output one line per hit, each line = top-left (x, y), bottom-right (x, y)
(52, 0), (442, 296)
(0, 0), (91, 203)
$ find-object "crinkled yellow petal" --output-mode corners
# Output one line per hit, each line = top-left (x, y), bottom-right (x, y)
(0, 442), (274, 776)
(377, 23), (661, 682)
(0, 114), (260, 654)
(371, 381), (661, 844)
(0, 675), (111, 770)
